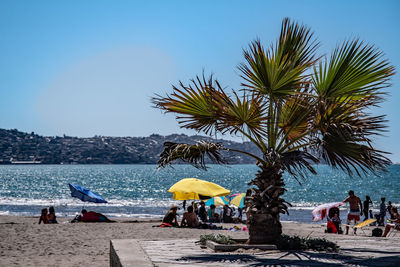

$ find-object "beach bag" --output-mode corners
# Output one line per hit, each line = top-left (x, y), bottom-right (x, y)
(372, 227), (382, 237)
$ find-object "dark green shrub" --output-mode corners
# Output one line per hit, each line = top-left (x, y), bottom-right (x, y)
(199, 234), (237, 245)
(276, 234), (339, 252)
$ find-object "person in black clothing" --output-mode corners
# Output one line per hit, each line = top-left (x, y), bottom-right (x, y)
(162, 205), (179, 226)
(363, 196), (372, 221)
(198, 201), (207, 222)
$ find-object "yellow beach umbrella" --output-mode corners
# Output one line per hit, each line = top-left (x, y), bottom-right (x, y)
(168, 178), (230, 200)
(230, 193), (246, 208)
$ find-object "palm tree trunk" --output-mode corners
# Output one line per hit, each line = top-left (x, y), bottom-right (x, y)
(246, 166), (285, 244)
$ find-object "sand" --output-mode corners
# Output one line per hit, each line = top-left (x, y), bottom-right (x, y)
(1, 215), (399, 266)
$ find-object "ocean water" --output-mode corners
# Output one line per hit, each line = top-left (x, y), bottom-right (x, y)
(0, 164), (398, 223)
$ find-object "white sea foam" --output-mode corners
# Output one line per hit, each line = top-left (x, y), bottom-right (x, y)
(0, 196), (179, 208)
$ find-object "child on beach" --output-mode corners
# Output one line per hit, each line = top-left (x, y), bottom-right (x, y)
(332, 212), (342, 234)
(38, 208), (48, 224)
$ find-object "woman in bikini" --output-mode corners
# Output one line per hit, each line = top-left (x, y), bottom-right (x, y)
(382, 207), (400, 237)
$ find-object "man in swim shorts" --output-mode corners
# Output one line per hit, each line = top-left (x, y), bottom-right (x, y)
(343, 190), (363, 235)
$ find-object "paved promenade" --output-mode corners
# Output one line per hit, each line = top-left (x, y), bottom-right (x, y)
(113, 233), (400, 266)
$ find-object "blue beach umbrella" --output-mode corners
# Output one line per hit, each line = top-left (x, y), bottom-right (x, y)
(205, 196), (229, 207)
(68, 183), (107, 204)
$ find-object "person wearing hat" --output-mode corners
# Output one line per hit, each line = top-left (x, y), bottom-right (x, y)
(198, 201), (207, 222)
(162, 205), (179, 226)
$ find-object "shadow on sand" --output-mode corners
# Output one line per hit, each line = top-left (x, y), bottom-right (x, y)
(177, 248), (400, 266)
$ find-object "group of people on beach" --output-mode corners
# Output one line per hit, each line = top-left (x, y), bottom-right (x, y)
(38, 206), (58, 224)
(39, 207), (115, 224)
(161, 201), (243, 228)
(331, 190), (399, 237)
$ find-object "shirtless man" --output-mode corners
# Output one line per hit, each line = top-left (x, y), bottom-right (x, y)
(343, 190), (363, 235)
(181, 206), (199, 227)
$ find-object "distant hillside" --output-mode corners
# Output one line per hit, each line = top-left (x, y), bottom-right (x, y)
(0, 129), (261, 164)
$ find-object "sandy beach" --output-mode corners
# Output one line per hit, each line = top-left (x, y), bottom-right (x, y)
(1, 215), (399, 266)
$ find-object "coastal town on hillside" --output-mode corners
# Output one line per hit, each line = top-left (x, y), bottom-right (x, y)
(0, 128), (259, 165)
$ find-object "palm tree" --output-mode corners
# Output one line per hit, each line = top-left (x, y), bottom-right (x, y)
(152, 18), (395, 244)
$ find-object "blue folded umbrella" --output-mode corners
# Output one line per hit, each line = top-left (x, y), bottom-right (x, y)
(68, 183), (107, 203)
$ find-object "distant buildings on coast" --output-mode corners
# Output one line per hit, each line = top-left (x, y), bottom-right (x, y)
(0, 128), (259, 165)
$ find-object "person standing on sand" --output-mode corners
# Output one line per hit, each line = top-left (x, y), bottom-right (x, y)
(378, 197), (386, 226)
(363, 196), (372, 221)
(343, 190), (363, 235)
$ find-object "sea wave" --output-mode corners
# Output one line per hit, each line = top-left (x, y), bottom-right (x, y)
(0, 196), (179, 208)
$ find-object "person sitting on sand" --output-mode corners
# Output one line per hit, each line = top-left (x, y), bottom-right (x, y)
(331, 212), (343, 234)
(181, 206), (199, 227)
(192, 201), (199, 215)
(162, 205), (179, 227)
(39, 208), (49, 224)
(48, 206), (58, 224)
(198, 201), (207, 222)
(233, 207), (244, 224)
(382, 207), (400, 237)
(343, 190), (363, 235)
(222, 204), (233, 223)
(207, 204), (220, 223)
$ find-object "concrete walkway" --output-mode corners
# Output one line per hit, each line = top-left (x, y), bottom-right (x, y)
(111, 235), (400, 266)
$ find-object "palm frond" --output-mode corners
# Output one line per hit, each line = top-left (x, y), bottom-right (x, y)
(216, 92), (269, 139)
(276, 91), (314, 152)
(152, 74), (222, 135)
(316, 121), (391, 176)
(280, 150), (319, 183)
(313, 39), (395, 101)
(312, 91), (391, 175)
(157, 141), (226, 170)
(239, 18), (318, 99)
(277, 18), (320, 69)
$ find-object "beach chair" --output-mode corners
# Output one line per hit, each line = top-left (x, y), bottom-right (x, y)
(354, 219), (377, 235)
(386, 222), (399, 237)
(387, 228), (398, 237)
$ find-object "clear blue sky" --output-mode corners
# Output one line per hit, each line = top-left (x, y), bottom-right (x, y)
(1, 0), (399, 162)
